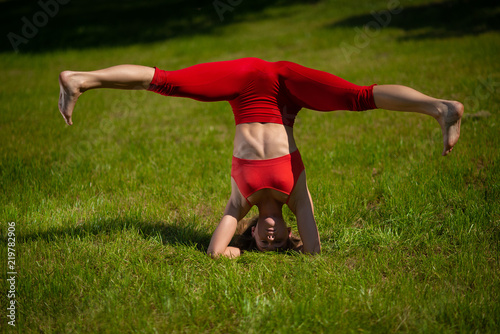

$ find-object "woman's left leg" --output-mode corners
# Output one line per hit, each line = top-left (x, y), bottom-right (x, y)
(373, 85), (464, 156)
(278, 61), (464, 156)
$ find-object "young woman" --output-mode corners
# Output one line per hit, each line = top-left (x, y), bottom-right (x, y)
(58, 57), (463, 258)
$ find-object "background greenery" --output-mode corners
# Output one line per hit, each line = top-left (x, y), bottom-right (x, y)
(1, 0), (499, 332)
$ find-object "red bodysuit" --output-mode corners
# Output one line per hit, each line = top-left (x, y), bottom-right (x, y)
(148, 58), (377, 202)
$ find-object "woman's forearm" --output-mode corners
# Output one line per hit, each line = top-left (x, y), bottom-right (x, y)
(207, 246), (241, 259)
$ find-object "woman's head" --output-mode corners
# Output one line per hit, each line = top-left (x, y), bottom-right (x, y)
(251, 215), (291, 251)
(234, 216), (302, 253)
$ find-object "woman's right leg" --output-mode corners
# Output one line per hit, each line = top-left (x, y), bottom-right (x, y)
(58, 65), (155, 125)
(58, 58), (254, 126)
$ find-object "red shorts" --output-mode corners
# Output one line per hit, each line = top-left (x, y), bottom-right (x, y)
(231, 150), (305, 204)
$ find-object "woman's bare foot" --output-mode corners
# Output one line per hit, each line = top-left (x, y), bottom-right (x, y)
(435, 101), (464, 156)
(58, 71), (83, 125)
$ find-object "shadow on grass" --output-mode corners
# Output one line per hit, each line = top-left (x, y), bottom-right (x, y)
(326, 0), (500, 40)
(1, 0), (318, 53)
(18, 216), (213, 252)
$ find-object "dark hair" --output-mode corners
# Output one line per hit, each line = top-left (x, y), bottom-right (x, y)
(232, 216), (303, 253)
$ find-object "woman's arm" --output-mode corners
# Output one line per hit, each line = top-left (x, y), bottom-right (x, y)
(207, 178), (251, 258)
(207, 214), (239, 258)
(288, 172), (321, 254)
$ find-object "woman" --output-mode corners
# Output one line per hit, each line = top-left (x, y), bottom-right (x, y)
(58, 57), (463, 258)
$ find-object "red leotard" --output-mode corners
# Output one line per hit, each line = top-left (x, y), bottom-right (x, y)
(147, 57), (377, 127)
(147, 58), (377, 202)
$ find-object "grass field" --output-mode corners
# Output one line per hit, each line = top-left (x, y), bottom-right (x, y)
(1, 0), (499, 332)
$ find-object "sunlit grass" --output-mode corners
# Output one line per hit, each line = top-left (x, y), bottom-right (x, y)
(1, 0), (499, 332)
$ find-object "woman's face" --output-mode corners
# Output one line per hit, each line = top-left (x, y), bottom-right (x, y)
(251, 216), (291, 252)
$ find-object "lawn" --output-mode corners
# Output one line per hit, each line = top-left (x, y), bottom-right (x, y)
(1, 0), (499, 332)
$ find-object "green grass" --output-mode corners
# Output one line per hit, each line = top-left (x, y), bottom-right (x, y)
(1, 0), (500, 332)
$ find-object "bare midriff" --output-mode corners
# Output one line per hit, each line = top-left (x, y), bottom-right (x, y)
(233, 123), (297, 160)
